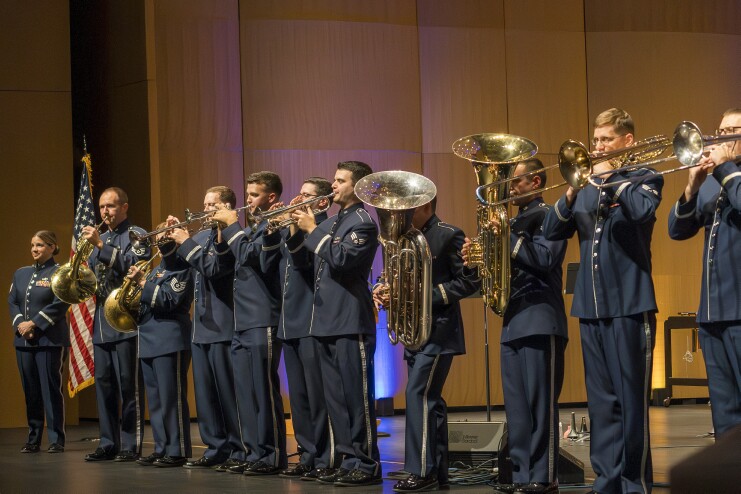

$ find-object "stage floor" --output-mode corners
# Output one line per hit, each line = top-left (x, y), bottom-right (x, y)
(0, 405), (714, 493)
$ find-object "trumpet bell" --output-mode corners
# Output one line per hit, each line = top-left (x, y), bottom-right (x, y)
(50, 264), (97, 304)
(558, 140), (592, 189)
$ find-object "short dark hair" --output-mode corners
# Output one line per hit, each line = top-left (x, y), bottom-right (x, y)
(246, 171), (282, 197)
(33, 230), (59, 255)
(101, 186), (128, 205)
(519, 158), (546, 188)
(337, 161), (373, 185)
(304, 177), (333, 204)
(429, 196), (437, 213)
(206, 186), (237, 209)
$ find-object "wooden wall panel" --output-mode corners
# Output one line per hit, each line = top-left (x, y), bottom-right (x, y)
(0, 0), (74, 427)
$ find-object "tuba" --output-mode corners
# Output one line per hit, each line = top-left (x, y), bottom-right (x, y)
(51, 216), (108, 304)
(104, 251), (161, 333)
(452, 134), (538, 316)
(355, 171), (436, 351)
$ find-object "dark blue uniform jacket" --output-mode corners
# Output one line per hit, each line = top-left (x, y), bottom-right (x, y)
(293, 203), (379, 337)
(221, 220), (281, 332)
(503, 198), (568, 342)
(9, 258), (70, 348)
(137, 244), (193, 359)
(89, 219), (151, 344)
(411, 215), (479, 356)
(668, 160), (741, 323)
(177, 229), (234, 343)
(260, 213), (328, 340)
(542, 168), (663, 319)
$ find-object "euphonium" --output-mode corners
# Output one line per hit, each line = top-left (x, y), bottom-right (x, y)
(452, 134), (538, 316)
(355, 171), (436, 351)
(51, 216), (109, 304)
(104, 251), (161, 333)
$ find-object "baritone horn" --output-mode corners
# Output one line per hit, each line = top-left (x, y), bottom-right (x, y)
(355, 171), (436, 351)
(51, 216), (109, 304)
(452, 133), (538, 316)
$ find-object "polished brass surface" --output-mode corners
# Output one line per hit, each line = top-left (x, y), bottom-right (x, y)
(51, 217), (108, 304)
(452, 133), (538, 316)
(104, 252), (161, 333)
(355, 170), (436, 351)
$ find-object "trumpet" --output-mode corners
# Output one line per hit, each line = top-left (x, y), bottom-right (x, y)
(129, 208), (241, 250)
(51, 216), (109, 304)
(257, 193), (335, 230)
(474, 135), (672, 206)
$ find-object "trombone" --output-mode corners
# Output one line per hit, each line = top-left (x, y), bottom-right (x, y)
(475, 135), (672, 206)
(588, 121), (741, 189)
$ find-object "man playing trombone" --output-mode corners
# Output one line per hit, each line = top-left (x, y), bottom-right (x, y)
(542, 108), (663, 494)
(668, 108), (741, 438)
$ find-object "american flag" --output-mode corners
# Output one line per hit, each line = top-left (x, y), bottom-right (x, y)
(67, 151), (97, 397)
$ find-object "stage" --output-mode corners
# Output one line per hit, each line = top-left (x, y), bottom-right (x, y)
(0, 405), (715, 493)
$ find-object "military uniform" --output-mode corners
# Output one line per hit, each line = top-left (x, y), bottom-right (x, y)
(222, 220), (285, 471)
(543, 168), (663, 494)
(668, 159), (741, 437)
(260, 212), (331, 472)
(401, 215), (479, 485)
(177, 229), (244, 463)
(137, 243), (193, 461)
(8, 258), (70, 449)
(294, 202), (381, 478)
(501, 198), (568, 486)
(88, 218), (151, 457)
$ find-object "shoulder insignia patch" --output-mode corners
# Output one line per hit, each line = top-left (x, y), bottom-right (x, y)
(170, 278), (187, 292)
(350, 232), (367, 245)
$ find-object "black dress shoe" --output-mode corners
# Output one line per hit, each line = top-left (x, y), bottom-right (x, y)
(21, 443), (40, 453)
(280, 463), (313, 477)
(47, 443), (65, 454)
(153, 455), (188, 467)
(317, 468), (349, 483)
(214, 458), (244, 472)
(301, 467), (333, 481)
(244, 460), (281, 475)
(491, 483), (520, 494)
(183, 456), (224, 469)
(114, 450), (137, 461)
(514, 482), (559, 493)
(393, 474), (439, 492)
(226, 460), (252, 474)
(334, 469), (383, 486)
(136, 452), (164, 466)
(85, 448), (116, 461)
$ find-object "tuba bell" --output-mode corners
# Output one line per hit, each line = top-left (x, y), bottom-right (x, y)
(51, 216), (109, 304)
(452, 133), (538, 316)
(104, 251), (161, 333)
(355, 171), (437, 351)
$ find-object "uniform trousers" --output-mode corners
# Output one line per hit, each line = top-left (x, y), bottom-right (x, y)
(403, 352), (453, 483)
(93, 338), (143, 454)
(501, 335), (565, 485)
(191, 341), (245, 461)
(698, 321), (741, 437)
(316, 334), (380, 475)
(283, 336), (331, 468)
(16, 347), (66, 446)
(581, 313), (655, 494)
(140, 350), (192, 457)
(231, 327), (286, 467)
